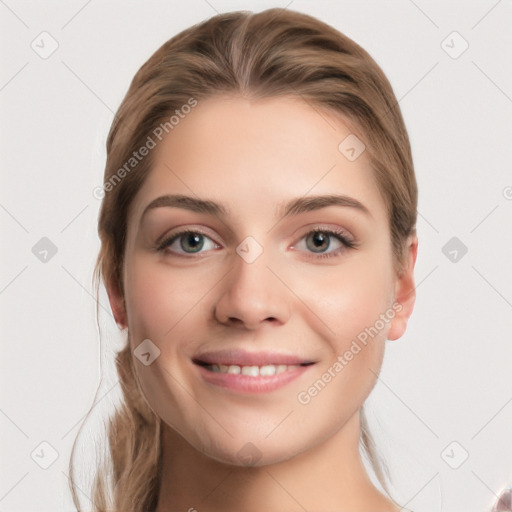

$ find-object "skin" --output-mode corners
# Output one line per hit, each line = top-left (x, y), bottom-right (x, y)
(106, 95), (418, 512)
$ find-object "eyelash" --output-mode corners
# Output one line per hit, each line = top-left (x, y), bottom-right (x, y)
(156, 226), (357, 260)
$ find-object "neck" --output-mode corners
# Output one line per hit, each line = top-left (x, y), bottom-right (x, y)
(155, 411), (400, 512)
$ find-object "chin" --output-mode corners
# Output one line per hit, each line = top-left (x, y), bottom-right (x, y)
(196, 437), (302, 468)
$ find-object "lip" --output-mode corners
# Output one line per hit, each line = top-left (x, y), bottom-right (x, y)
(192, 348), (315, 367)
(191, 349), (317, 394)
(194, 362), (315, 394)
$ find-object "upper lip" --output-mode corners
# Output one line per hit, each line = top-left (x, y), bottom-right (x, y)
(192, 349), (316, 367)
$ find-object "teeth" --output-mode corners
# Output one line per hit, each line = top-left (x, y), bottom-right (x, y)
(241, 366), (259, 377)
(207, 363), (299, 376)
(260, 365), (276, 376)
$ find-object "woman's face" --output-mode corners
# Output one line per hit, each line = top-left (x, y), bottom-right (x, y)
(110, 95), (416, 466)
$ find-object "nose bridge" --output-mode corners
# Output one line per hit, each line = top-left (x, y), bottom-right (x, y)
(214, 237), (290, 328)
(233, 240), (272, 294)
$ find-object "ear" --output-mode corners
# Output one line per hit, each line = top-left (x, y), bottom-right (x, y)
(105, 277), (127, 330)
(387, 234), (418, 341)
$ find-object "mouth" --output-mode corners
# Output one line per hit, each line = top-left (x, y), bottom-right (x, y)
(193, 360), (315, 377)
(191, 349), (317, 393)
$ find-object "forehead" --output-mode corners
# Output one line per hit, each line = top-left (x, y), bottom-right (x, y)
(128, 94), (388, 227)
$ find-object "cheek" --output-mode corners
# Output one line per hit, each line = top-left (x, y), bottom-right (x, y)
(124, 257), (206, 343)
(293, 263), (392, 422)
(123, 260), (207, 428)
(299, 257), (393, 349)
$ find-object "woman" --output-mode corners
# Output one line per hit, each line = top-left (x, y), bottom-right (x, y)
(70, 8), (420, 511)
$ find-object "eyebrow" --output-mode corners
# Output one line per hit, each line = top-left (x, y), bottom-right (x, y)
(139, 193), (371, 225)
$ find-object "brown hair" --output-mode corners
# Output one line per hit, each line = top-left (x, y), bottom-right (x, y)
(69, 8), (417, 511)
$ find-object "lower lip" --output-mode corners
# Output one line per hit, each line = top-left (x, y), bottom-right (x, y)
(194, 363), (314, 393)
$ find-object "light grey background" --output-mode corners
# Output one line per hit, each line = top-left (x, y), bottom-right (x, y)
(1, 1), (511, 511)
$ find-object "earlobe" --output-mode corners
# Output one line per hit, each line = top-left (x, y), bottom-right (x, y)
(387, 234), (418, 341)
(105, 277), (127, 330)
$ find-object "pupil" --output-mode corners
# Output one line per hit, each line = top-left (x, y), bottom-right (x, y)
(182, 233), (204, 252)
(308, 231), (329, 252)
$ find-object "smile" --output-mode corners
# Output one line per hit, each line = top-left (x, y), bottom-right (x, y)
(202, 362), (308, 376)
(193, 359), (316, 393)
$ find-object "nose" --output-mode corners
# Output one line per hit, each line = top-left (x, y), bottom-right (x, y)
(214, 248), (291, 330)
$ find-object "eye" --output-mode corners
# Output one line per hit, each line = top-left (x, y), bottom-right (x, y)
(156, 226), (357, 260)
(292, 227), (357, 260)
(157, 229), (219, 256)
